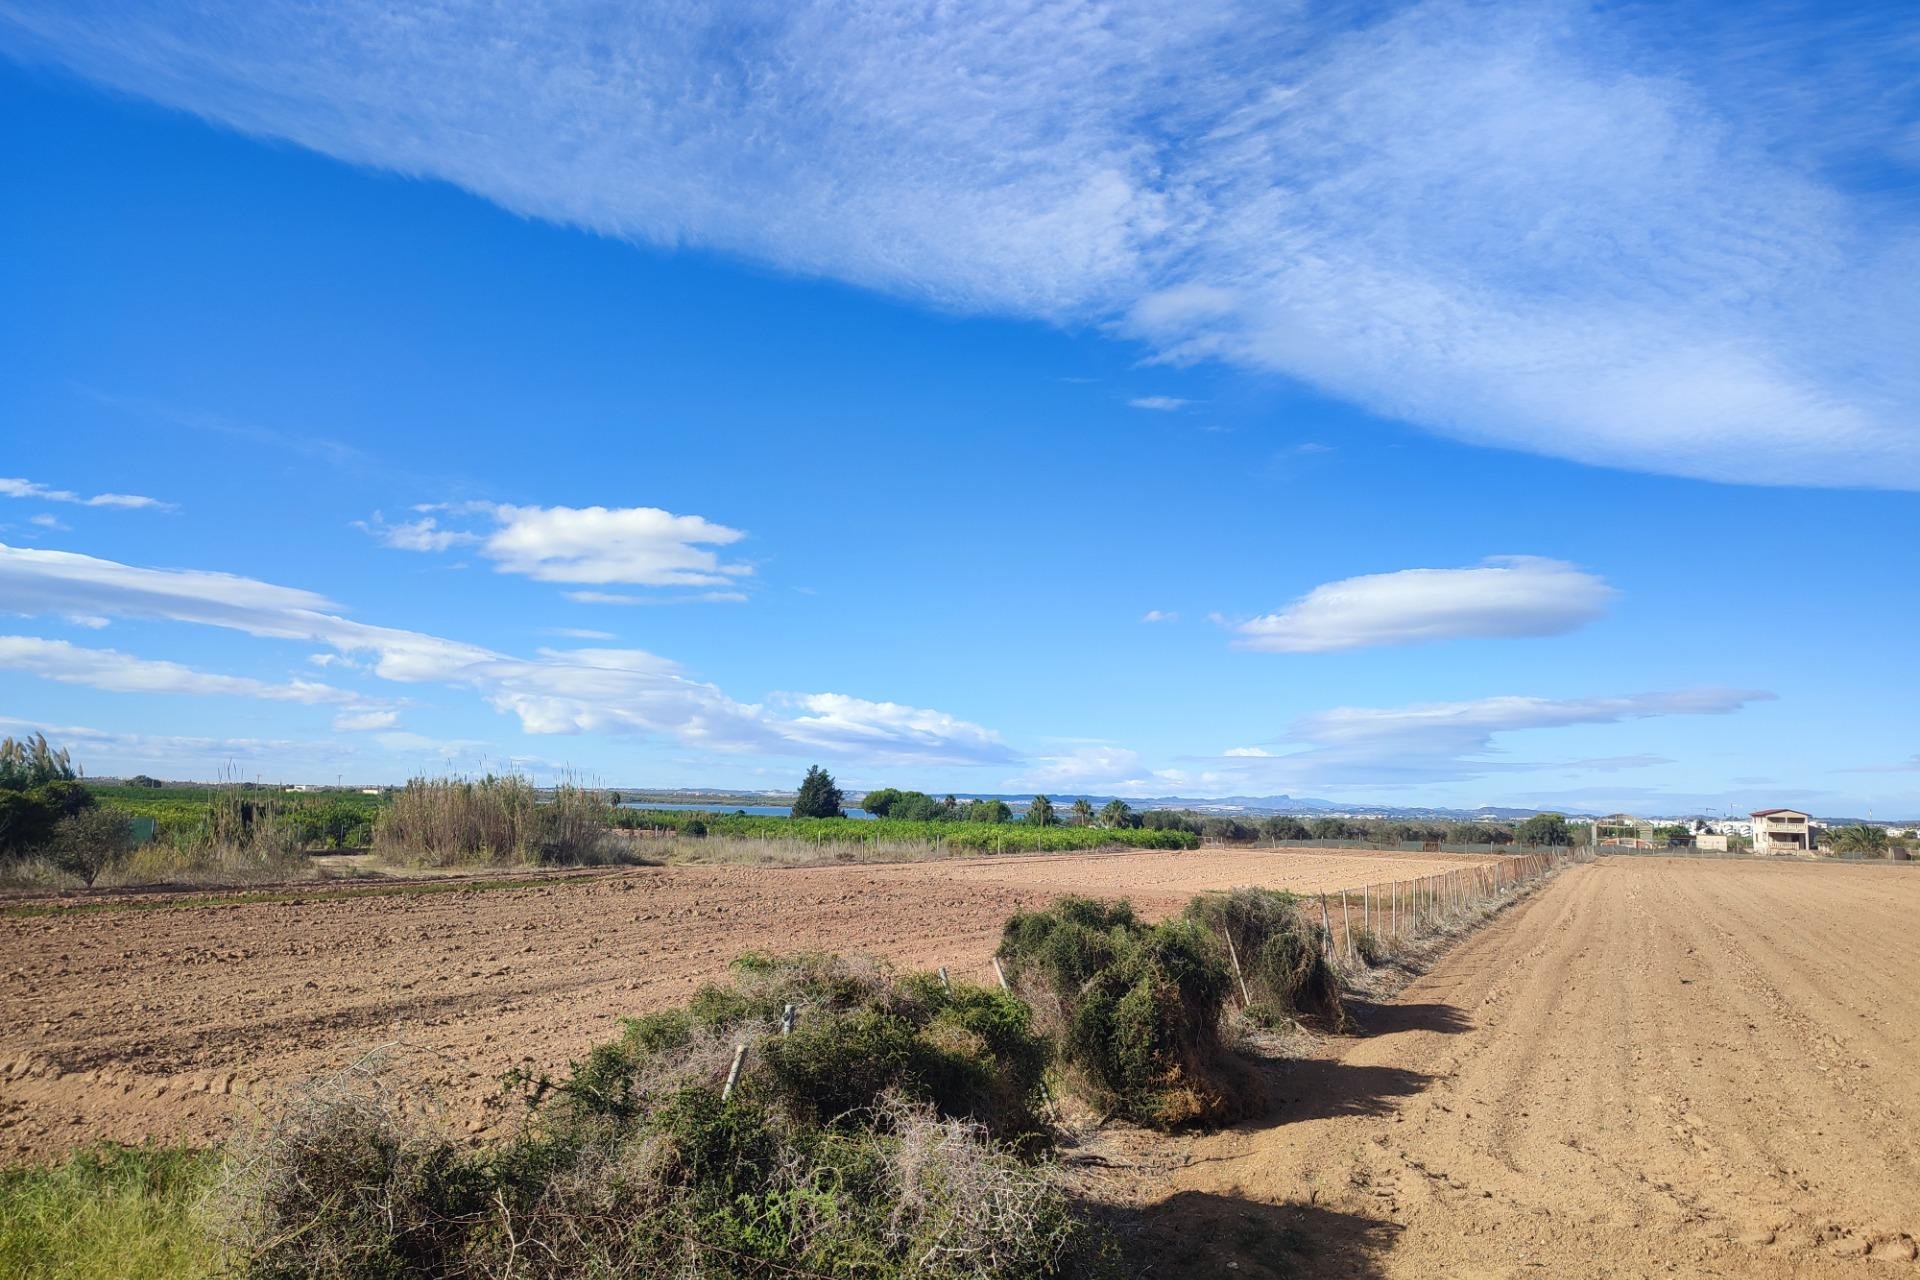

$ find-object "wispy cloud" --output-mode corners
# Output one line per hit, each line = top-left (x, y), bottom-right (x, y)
(5, 2), (1914, 485)
(0, 542), (1002, 765)
(1036, 687), (1773, 794)
(541, 627), (617, 640)
(1140, 609), (1178, 623)
(0, 476), (174, 511)
(1234, 557), (1616, 653)
(1839, 755), (1920, 774)
(1127, 396), (1192, 411)
(0, 635), (364, 703)
(564, 590), (749, 606)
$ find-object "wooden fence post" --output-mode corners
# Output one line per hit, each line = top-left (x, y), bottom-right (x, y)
(722, 1043), (748, 1099)
(1341, 890), (1353, 963)
(1223, 927), (1253, 1008)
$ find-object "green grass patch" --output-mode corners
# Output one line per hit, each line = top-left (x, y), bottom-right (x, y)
(0, 1144), (220, 1280)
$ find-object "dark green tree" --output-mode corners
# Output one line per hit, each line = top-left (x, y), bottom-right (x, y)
(1516, 812), (1571, 846)
(1025, 795), (1056, 827)
(1097, 798), (1135, 828)
(1069, 798), (1095, 827)
(965, 798), (1013, 824)
(889, 791), (941, 822)
(1260, 815), (1310, 841)
(791, 765), (844, 819)
(860, 787), (904, 818)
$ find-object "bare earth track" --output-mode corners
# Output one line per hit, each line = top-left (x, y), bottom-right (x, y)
(0, 846), (1479, 1159)
(1146, 857), (1920, 1276)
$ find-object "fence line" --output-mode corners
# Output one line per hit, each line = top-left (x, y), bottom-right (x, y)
(1309, 845), (1593, 965)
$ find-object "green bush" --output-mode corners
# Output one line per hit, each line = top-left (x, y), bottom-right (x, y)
(1183, 889), (1346, 1031)
(997, 897), (1260, 1129)
(222, 955), (1105, 1280)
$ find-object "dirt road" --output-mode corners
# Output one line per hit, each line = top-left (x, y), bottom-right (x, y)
(0, 846), (1481, 1160)
(1147, 856), (1920, 1276)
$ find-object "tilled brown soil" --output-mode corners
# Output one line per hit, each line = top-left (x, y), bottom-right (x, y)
(0, 846), (1479, 1160)
(1144, 857), (1920, 1277)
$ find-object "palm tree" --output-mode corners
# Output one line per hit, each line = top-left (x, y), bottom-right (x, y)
(1069, 798), (1095, 827)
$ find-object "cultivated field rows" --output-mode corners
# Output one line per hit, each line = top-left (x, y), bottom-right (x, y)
(1150, 857), (1920, 1277)
(0, 847), (1488, 1159)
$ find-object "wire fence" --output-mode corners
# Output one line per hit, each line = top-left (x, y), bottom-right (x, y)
(1295, 844), (1593, 969)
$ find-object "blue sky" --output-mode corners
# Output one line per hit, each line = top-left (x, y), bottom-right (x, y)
(1, 1), (1916, 816)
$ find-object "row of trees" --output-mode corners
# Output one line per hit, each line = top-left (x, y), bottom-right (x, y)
(800, 769), (1579, 846)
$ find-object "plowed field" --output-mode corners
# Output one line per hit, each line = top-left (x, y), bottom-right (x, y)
(0, 846), (1481, 1159)
(1147, 856), (1920, 1277)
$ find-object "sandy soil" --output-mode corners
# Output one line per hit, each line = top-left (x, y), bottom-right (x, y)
(0, 846), (1480, 1160)
(1142, 856), (1920, 1277)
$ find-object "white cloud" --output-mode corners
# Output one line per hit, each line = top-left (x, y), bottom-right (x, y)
(483, 504), (748, 586)
(0, 542), (1001, 765)
(1128, 396), (1191, 411)
(368, 503), (751, 590)
(0, 635), (380, 707)
(4, 3), (1914, 486)
(1140, 609), (1178, 623)
(1234, 557), (1616, 653)
(541, 627), (617, 640)
(0, 476), (174, 511)
(27, 514), (68, 530)
(1222, 746), (1272, 757)
(777, 693), (1011, 766)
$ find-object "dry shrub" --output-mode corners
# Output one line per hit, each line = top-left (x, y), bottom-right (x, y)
(217, 959), (1105, 1280)
(996, 897), (1261, 1129)
(216, 1055), (489, 1279)
(1183, 888), (1347, 1031)
(374, 776), (629, 868)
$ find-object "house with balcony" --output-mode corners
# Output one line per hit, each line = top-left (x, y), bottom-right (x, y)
(1751, 808), (1812, 855)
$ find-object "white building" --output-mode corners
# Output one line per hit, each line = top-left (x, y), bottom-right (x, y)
(1751, 808), (1812, 855)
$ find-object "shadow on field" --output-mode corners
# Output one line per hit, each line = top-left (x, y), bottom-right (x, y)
(1130, 1191), (1395, 1279)
(1249, 1056), (1435, 1126)
(1344, 997), (1474, 1037)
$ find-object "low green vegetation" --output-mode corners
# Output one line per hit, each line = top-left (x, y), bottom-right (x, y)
(92, 782), (383, 848)
(615, 808), (1199, 853)
(0, 1143), (220, 1280)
